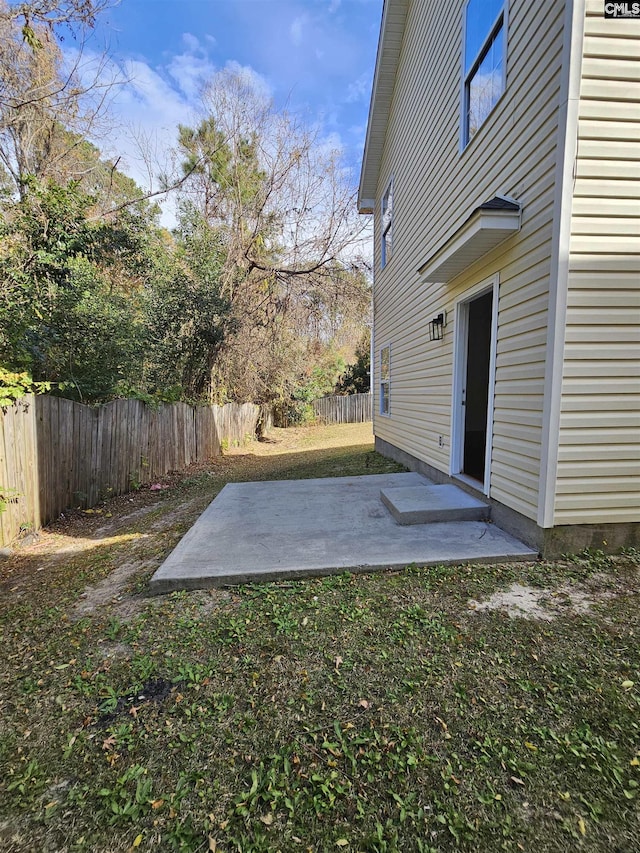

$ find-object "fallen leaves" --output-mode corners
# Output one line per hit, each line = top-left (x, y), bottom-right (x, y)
(435, 716), (451, 739)
(101, 735), (116, 752)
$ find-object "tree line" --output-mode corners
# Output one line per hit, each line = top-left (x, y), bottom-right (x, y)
(0, 0), (370, 414)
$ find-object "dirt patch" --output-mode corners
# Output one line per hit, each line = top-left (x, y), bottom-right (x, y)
(185, 587), (233, 613)
(144, 495), (206, 533)
(468, 578), (622, 620)
(469, 583), (555, 620)
(96, 641), (133, 660)
(549, 583), (609, 614)
(92, 502), (160, 538)
(72, 561), (155, 619)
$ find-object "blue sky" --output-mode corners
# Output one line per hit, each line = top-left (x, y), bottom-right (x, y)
(84, 0), (382, 217)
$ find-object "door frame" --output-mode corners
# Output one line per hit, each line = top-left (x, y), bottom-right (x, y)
(450, 273), (499, 496)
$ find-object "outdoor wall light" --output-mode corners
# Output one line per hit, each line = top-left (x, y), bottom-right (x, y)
(429, 312), (445, 341)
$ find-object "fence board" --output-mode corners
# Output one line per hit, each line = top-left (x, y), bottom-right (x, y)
(0, 400), (40, 541)
(36, 396), (49, 524)
(1, 403), (16, 543)
(24, 398), (39, 534)
(1, 404), (17, 542)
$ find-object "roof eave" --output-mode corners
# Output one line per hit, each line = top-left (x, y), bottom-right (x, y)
(358, 0), (409, 214)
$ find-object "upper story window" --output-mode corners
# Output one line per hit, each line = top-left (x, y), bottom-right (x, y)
(381, 179), (393, 268)
(463, 0), (506, 146)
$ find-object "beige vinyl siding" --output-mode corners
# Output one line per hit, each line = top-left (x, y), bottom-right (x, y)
(554, 0), (640, 525)
(373, 0), (565, 521)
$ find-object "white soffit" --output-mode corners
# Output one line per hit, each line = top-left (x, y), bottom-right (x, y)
(418, 198), (522, 282)
(358, 0), (409, 214)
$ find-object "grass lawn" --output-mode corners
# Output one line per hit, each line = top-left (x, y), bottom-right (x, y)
(0, 423), (638, 852)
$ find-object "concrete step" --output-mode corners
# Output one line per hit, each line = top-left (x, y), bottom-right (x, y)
(380, 483), (490, 525)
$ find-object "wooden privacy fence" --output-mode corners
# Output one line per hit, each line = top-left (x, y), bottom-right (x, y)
(312, 393), (372, 424)
(0, 395), (271, 546)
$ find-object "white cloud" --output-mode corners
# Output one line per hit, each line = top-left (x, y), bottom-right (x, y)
(181, 32), (201, 53)
(166, 53), (215, 100)
(349, 122), (368, 141)
(317, 131), (344, 157)
(223, 59), (272, 100)
(345, 72), (370, 103)
(163, 32), (217, 100)
(290, 15), (306, 46)
(117, 58), (196, 143)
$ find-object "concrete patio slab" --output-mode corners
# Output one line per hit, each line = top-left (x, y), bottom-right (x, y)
(380, 483), (490, 525)
(150, 472), (538, 593)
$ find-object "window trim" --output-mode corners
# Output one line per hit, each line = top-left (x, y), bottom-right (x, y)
(460, 0), (508, 150)
(380, 178), (393, 269)
(379, 343), (391, 416)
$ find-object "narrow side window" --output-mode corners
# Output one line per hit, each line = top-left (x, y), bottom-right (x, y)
(381, 180), (393, 268)
(380, 344), (390, 414)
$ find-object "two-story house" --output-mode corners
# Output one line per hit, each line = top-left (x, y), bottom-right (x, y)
(358, 0), (639, 555)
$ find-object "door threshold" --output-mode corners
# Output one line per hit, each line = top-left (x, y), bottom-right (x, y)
(453, 473), (487, 498)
